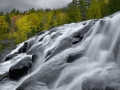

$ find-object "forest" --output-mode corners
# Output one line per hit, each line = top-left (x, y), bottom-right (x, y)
(0, 0), (120, 51)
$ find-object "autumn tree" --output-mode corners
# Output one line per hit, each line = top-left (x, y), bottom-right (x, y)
(13, 16), (31, 44)
(28, 12), (44, 36)
(42, 11), (54, 30)
(0, 16), (9, 40)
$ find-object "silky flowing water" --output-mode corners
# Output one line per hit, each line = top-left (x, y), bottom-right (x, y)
(0, 12), (120, 90)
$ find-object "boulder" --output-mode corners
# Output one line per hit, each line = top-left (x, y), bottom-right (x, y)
(4, 54), (17, 62)
(9, 57), (32, 80)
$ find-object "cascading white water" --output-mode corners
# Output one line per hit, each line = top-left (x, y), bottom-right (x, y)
(0, 12), (120, 90)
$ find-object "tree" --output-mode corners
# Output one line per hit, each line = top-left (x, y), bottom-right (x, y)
(14, 16), (31, 44)
(86, 0), (101, 19)
(79, 0), (87, 20)
(0, 16), (9, 40)
(28, 12), (44, 36)
(67, 3), (81, 23)
(28, 8), (36, 14)
(52, 10), (68, 26)
(108, 0), (120, 15)
(10, 8), (16, 16)
(43, 11), (54, 30)
(98, 0), (109, 17)
(5, 12), (11, 25)
(0, 12), (4, 16)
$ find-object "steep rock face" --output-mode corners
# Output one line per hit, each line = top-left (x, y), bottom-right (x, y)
(1, 12), (120, 90)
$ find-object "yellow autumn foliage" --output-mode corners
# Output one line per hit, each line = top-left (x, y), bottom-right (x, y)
(0, 16), (9, 40)
(15, 15), (31, 44)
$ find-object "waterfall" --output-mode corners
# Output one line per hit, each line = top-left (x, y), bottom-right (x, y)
(0, 12), (120, 90)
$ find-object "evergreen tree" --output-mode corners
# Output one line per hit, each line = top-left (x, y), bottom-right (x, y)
(98, 0), (109, 17)
(16, 10), (20, 15)
(5, 12), (11, 25)
(67, 3), (81, 23)
(0, 12), (4, 16)
(79, 0), (87, 20)
(10, 8), (16, 16)
(86, 0), (101, 19)
(108, 0), (120, 15)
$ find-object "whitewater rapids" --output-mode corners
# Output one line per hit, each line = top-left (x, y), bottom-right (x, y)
(0, 12), (120, 90)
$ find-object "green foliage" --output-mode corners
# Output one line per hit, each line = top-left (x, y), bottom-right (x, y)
(5, 13), (11, 25)
(67, 3), (81, 23)
(43, 11), (54, 30)
(13, 16), (31, 44)
(0, 16), (9, 40)
(0, 0), (120, 50)
(0, 12), (4, 16)
(98, 0), (109, 17)
(86, 0), (101, 19)
(28, 13), (42, 33)
(108, 0), (120, 15)
(79, 0), (87, 20)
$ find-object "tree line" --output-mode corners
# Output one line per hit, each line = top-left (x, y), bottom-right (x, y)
(0, 0), (120, 51)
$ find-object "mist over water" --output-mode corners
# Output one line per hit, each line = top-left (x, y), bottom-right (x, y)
(0, 12), (120, 90)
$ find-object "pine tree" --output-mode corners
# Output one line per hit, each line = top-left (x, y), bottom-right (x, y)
(86, 0), (101, 19)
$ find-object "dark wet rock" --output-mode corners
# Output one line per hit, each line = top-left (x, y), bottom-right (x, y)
(18, 42), (28, 53)
(17, 57), (65, 90)
(80, 21), (95, 36)
(45, 50), (52, 59)
(45, 38), (73, 62)
(4, 54), (17, 62)
(32, 54), (37, 63)
(0, 48), (11, 62)
(18, 40), (35, 54)
(72, 38), (82, 44)
(72, 34), (83, 44)
(37, 31), (46, 36)
(67, 53), (83, 63)
(105, 87), (115, 90)
(9, 57), (32, 80)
